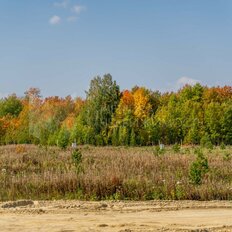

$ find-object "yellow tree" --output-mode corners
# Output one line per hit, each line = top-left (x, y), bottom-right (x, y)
(133, 88), (152, 121)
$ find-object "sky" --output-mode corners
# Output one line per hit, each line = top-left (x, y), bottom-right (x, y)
(0, 0), (232, 98)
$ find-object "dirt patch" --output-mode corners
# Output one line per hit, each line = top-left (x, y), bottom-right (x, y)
(0, 200), (232, 231)
(1, 200), (34, 208)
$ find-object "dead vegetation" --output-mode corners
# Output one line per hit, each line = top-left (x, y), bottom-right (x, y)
(0, 145), (231, 201)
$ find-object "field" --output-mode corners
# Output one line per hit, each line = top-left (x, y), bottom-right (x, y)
(0, 145), (231, 201)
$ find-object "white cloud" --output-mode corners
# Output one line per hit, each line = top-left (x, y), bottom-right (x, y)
(72, 5), (86, 14)
(177, 77), (200, 88)
(67, 16), (77, 22)
(49, 15), (61, 25)
(162, 77), (201, 93)
(54, 0), (69, 8)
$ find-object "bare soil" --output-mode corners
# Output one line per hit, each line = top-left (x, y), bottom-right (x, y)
(0, 200), (232, 231)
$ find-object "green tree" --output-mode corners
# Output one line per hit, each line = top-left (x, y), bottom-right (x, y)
(86, 74), (120, 132)
(205, 102), (224, 144)
(221, 103), (232, 144)
(58, 127), (70, 149)
(118, 126), (129, 146)
(0, 94), (23, 118)
(83, 74), (120, 144)
(130, 128), (136, 146)
(143, 117), (160, 145)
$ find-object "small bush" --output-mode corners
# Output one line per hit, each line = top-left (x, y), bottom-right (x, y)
(172, 143), (181, 153)
(71, 148), (83, 172)
(200, 134), (213, 149)
(220, 142), (226, 150)
(181, 147), (190, 155)
(189, 149), (209, 185)
(223, 152), (231, 161)
(152, 145), (165, 156)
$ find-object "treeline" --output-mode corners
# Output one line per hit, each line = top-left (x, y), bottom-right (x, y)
(0, 74), (232, 147)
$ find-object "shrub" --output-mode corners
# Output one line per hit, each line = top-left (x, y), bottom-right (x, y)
(220, 142), (226, 150)
(152, 145), (165, 156)
(200, 134), (213, 149)
(189, 149), (209, 185)
(71, 148), (83, 172)
(172, 143), (181, 153)
(223, 152), (231, 161)
(57, 128), (70, 149)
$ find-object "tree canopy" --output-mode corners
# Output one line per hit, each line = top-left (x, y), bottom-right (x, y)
(0, 76), (231, 146)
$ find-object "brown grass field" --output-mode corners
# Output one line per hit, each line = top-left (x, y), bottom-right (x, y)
(0, 144), (231, 201)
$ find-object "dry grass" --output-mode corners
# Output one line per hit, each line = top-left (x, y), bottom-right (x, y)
(0, 145), (231, 201)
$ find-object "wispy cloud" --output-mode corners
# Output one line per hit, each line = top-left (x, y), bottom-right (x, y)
(54, 0), (69, 8)
(50, 2), (86, 25)
(72, 5), (86, 14)
(49, 15), (61, 25)
(176, 76), (200, 88)
(162, 77), (201, 93)
(67, 16), (77, 22)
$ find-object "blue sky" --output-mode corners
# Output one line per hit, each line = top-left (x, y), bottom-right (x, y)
(0, 0), (232, 98)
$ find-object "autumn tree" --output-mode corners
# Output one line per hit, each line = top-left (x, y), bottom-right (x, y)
(0, 80), (231, 147)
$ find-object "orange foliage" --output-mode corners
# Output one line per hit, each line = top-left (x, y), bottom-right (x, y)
(112, 90), (135, 122)
(39, 96), (74, 121)
(121, 90), (134, 108)
(204, 86), (232, 104)
(0, 117), (10, 130)
(62, 113), (75, 129)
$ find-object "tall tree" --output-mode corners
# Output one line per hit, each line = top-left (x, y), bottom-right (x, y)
(78, 74), (120, 144)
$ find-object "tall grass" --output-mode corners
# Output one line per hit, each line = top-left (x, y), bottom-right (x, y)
(0, 145), (231, 201)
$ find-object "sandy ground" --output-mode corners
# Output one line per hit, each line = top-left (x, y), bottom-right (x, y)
(0, 200), (232, 232)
